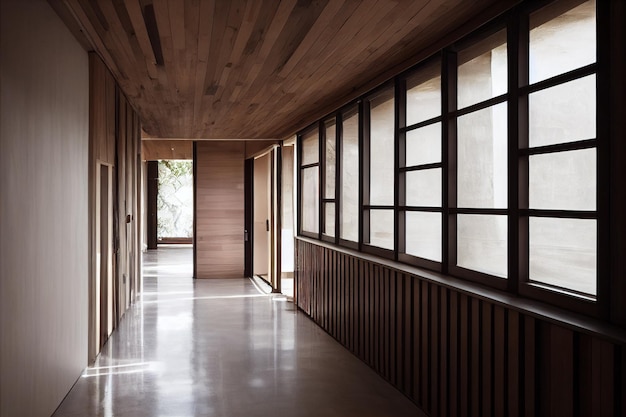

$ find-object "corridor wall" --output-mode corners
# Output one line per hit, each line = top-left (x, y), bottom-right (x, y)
(0, 1), (89, 415)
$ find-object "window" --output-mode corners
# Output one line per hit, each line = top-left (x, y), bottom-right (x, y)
(399, 59), (443, 267)
(322, 118), (337, 240)
(453, 29), (509, 281)
(364, 87), (395, 252)
(523, 0), (598, 297)
(299, 127), (319, 236)
(340, 107), (359, 244)
(297, 0), (605, 315)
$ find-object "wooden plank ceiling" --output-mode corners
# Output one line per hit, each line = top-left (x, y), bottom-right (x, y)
(56, 0), (515, 139)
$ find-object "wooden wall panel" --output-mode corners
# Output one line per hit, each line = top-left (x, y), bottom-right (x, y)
(195, 141), (245, 278)
(295, 239), (626, 417)
(88, 53), (142, 362)
(89, 54), (116, 165)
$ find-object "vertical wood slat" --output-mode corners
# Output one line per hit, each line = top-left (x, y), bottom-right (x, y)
(431, 285), (440, 417)
(482, 302), (493, 417)
(388, 270), (393, 382)
(421, 281), (429, 410)
(524, 316), (536, 417)
(382, 269), (389, 381)
(459, 293), (469, 417)
(493, 305), (505, 417)
(508, 311), (520, 417)
(439, 287), (448, 417)
(403, 274), (412, 397)
(412, 274), (421, 404)
(343, 253), (348, 346)
(449, 290), (459, 417)
(359, 259), (365, 359)
(591, 338), (615, 417)
(352, 259), (361, 353)
(470, 298), (480, 417)
(294, 241), (626, 417)
(395, 273), (403, 389)
(541, 324), (574, 417)
(364, 261), (370, 365)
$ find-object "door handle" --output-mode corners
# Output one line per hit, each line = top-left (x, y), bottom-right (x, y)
(244, 230), (249, 241)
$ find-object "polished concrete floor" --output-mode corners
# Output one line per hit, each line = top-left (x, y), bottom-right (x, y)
(52, 245), (425, 417)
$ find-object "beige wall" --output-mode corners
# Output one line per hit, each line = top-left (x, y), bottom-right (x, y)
(0, 1), (89, 416)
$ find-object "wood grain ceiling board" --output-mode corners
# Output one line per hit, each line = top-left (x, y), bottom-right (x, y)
(57, 0), (518, 140)
(142, 139), (194, 160)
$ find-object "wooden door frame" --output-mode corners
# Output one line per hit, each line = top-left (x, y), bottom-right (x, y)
(244, 157), (254, 278)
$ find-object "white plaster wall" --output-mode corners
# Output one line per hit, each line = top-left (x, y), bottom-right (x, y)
(0, 1), (89, 416)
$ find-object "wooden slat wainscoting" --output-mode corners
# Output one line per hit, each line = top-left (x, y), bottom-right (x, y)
(295, 238), (626, 417)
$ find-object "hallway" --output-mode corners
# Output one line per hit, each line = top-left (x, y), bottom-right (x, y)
(52, 246), (425, 417)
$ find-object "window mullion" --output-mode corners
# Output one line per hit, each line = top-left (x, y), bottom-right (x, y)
(518, 9), (530, 293)
(395, 78), (405, 260)
(444, 49), (457, 275)
(508, 13), (521, 294)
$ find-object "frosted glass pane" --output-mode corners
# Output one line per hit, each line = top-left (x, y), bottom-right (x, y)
(301, 129), (319, 165)
(406, 123), (441, 167)
(457, 103), (508, 208)
(457, 214), (507, 278)
(529, 149), (596, 210)
(406, 169), (441, 207)
(530, 217), (596, 295)
(406, 68), (440, 126)
(325, 121), (336, 198)
(324, 203), (335, 237)
(301, 167), (318, 233)
(458, 30), (507, 109)
(529, 75), (596, 147)
(369, 210), (394, 250)
(341, 111), (359, 242)
(529, 0), (596, 83)
(369, 91), (395, 205)
(405, 212), (442, 262)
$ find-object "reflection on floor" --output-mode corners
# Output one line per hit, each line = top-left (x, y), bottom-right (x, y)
(52, 245), (425, 417)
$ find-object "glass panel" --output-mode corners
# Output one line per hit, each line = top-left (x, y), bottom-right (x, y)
(157, 160), (193, 239)
(529, 148), (596, 210)
(405, 212), (442, 262)
(530, 217), (596, 295)
(529, 75), (596, 147)
(369, 90), (395, 205)
(457, 214), (507, 278)
(369, 209), (394, 250)
(458, 30), (507, 109)
(325, 119), (336, 199)
(457, 103), (508, 208)
(405, 169), (442, 207)
(406, 61), (441, 126)
(406, 123), (441, 167)
(301, 167), (319, 233)
(324, 203), (335, 237)
(301, 128), (319, 165)
(341, 110), (359, 242)
(529, 0), (596, 83)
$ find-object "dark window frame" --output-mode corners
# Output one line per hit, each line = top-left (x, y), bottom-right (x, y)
(296, 0), (609, 319)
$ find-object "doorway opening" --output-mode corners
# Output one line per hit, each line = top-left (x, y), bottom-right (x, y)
(281, 143), (295, 298)
(252, 151), (273, 287)
(156, 160), (193, 244)
(244, 143), (296, 298)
